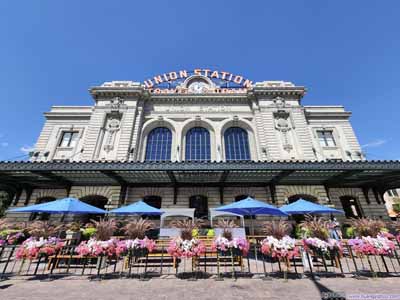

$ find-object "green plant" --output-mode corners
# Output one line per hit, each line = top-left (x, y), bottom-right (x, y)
(123, 218), (155, 239)
(91, 219), (117, 240)
(0, 192), (12, 218)
(345, 226), (355, 238)
(392, 203), (400, 214)
(262, 220), (292, 239)
(82, 227), (97, 239)
(300, 215), (329, 241)
(207, 228), (215, 237)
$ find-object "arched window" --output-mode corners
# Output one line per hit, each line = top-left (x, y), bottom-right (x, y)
(143, 195), (162, 209)
(80, 195), (108, 223)
(185, 127), (210, 161)
(145, 127), (172, 161)
(143, 196), (162, 220)
(224, 127), (250, 161)
(189, 195), (208, 219)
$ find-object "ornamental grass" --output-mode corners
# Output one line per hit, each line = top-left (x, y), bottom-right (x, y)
(262, 220), (292, 240)
(123, 218), (155, 239)
(350, 218), (387, 238)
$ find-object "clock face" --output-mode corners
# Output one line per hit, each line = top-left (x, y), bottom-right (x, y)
(188, 81), (209, 93)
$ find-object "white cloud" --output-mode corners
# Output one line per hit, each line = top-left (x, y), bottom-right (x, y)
(361, 139), (387, 149)
(20, 145), (35, 154)
(1, 142), (8, 147)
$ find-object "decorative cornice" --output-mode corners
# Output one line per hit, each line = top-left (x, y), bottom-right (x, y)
(89, 81), (144, 99)
(1, 160), (400, 172)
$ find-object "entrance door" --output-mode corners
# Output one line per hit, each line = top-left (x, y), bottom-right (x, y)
(189, 195), (208, 219)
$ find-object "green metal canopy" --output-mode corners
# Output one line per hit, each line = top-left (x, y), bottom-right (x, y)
(0, 160), (399, 190)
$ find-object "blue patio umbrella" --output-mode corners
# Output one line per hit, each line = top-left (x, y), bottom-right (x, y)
(216, 196), (287, 234)
(108, 200), (164, 216)
(8, 197), (107, 214)
(280, 199), (344, 215)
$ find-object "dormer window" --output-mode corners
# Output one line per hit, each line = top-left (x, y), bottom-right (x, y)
(59, 131), (79, 148)
(317, 130), (336, 147)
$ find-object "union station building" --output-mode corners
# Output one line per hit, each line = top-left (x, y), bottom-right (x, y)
(1, 69), (400, 224)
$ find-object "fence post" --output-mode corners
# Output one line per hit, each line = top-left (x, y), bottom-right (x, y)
(0, 246), (15, 281)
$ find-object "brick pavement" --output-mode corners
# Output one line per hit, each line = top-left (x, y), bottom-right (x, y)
(1, 277), (400, 300)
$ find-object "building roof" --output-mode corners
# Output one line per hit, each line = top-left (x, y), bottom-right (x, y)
(0, 160), (399, 191)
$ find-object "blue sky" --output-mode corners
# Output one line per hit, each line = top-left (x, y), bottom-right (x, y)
(0, 1), (399, 160)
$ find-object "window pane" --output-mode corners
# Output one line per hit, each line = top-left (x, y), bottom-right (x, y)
(145, 127), (172, 161)
(69, 132), (79, 147)
(185, 127), (210, 161)
(393, 190), (399, 197)
(224, 127), (250, 161)
(59, 132), (71, 147)
(317, 130), (335, 147)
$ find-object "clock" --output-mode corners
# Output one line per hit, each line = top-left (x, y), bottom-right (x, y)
(188, 80), (209, 93)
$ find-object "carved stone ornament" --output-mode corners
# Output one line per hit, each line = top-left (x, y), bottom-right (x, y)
(107, 96), (126, 112)
(103, 116), (121, 152)
(274, 110), (293, 153)
(274, 110), (291, 133)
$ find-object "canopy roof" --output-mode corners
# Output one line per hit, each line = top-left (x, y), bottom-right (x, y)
(0, 160), (399, 192)
(280, 199), (344, 215)
(8, 197), (107, 214)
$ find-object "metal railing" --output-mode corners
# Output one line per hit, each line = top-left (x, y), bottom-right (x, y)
(1, 239), (399, 281)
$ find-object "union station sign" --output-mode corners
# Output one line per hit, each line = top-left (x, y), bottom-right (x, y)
(143, 69), (253, 94)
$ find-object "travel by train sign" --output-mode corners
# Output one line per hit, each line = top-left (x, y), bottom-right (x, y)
(143, 69), (253, 94)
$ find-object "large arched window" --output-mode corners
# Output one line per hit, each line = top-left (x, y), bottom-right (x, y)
(224, 127), (250, 161)
(143, 196), (162, 220)
(189, 195), (208, 219)
(145, 127), (172, 161)
(185, 127), (210, 161)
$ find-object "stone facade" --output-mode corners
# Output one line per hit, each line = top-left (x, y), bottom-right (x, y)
(8, 73), (391, 222)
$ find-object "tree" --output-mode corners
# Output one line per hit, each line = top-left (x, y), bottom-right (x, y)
(0, 191), (12, 217)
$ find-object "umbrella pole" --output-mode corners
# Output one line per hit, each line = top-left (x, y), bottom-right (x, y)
(250, 216), (255, 236)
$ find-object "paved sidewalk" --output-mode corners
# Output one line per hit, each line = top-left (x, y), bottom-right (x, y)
(1, 277), (400, 300)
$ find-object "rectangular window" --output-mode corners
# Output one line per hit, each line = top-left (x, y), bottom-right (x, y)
(59, 131), (79, 147)
(317, 130), (336, 147)
(391, 189), (399, 197)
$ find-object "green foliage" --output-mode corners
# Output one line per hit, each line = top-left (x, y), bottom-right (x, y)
(345, 226), (355, 238)
(393, 203), (400, 213)
(82, 227), (97, 239)
(0, 192), (12, 218)
(295, 224), (310, 239)
(207, 228), (215, 237)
